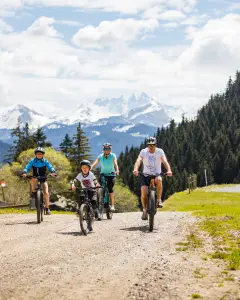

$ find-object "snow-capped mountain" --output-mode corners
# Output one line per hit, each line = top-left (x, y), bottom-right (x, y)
(0, 93), (198, 160)
(0, 104), (57, 130)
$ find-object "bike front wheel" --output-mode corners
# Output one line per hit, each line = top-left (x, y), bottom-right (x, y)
(148, 190), (156, 232)
(97, 189), (104, 220)
(79, 204), (94, 235)
(36, 190), (41, 224)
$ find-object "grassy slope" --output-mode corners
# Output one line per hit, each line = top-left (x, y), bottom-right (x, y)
(163, 186), (240, 270)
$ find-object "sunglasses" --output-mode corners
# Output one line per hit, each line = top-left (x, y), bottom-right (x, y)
(103, 147), (111, 151)
(147, 144), (156, 147)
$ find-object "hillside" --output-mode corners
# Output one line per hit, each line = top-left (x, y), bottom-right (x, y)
(119, 71), (240, 198)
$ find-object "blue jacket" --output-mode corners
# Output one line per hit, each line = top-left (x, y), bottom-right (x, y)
(23, 158), (55, 177)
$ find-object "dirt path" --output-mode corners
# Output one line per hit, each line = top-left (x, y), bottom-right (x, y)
(0, 212), (239, 300)
(212, 185), (240, 193)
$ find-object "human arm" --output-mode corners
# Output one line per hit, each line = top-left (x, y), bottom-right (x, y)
(133, 154), (143, 176)
(23, 159), (34, 176)
(113, 157), (119, 175)
(161, 156), (172, 176)
(91, 158), (100, 170)
(45, 159), (56, 175)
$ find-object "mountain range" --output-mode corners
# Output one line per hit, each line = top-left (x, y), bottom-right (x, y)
(0, 93), (197, 159)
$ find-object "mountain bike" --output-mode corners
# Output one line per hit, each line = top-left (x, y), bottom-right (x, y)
(139, 172), (166, 232)
(98, 173), (116, 220)
(21, 174), (56, 224)
(73, 186), (102, 235)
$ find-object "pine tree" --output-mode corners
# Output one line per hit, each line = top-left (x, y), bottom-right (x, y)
(59, 134), (73, 158)
(71, 123), (91, 174)
(33, 126), (52, 147)
(5, 118), (24, 161)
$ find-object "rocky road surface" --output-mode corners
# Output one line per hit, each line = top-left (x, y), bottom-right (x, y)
(0, 212), (239, 300)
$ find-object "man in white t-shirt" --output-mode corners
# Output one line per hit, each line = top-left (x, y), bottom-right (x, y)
(133, 137), (172, 220)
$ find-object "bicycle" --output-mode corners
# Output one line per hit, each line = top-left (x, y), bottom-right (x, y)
(72, 186), (102, 235)
(97, 173), (116, 220)
(139, 172), (166, 232)
(21, 174), (56, 224)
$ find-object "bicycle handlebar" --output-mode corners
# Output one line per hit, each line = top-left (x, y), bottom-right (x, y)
(69, 186), (103, 191)
(139, 172), (166, 177)
(100, 172), (116, 176)
(20, 174), (57, 180)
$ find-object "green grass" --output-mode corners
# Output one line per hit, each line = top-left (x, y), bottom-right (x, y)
(191, 294), (202, 299)
(0, 208), (74, 215)
(163, 186), (240, 270)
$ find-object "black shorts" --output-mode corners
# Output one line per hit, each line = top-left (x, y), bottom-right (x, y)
(140, 175), (162, 187)
(100, 175), (116, 193)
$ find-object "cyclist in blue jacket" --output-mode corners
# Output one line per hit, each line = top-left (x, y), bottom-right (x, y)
(22, 147), (56, 215)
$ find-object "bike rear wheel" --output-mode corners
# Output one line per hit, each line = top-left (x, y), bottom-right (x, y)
(36, 190), (41, 224)
(97, 189), (104, 220)
(148, 190), (156, 232)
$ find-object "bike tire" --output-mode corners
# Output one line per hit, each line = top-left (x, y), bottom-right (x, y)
(149, 190), (156, 232)
(40, 193), (44, 222)
(89, 207), (94, 231)
(79, 204), (89, 235)
(106, 207), (113, 220)
(36, 190), (41, 224)
(97, 189), (104, 220)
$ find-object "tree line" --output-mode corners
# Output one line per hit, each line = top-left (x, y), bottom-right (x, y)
(118, 71), (240, 199)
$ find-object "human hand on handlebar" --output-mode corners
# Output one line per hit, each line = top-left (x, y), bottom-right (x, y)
(50, 173), (57, 177)
(133, 169), (139, 176)
(166, 170), (173, 176)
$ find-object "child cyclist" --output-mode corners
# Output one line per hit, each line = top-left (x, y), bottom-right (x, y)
(71, 160), (101, 221)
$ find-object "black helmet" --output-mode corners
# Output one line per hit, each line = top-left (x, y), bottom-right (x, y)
(34, 147), (45, 154)
(103, 143), (112, 150)
(80, 160), (91, 169)
(146, 137), (156, 145)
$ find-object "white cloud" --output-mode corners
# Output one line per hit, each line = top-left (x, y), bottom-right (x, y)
(179, 14), (240, 72)
(158, 10), (186, 21)
(0, 0), (197, 15)
(1, 13), (240, 116)
(26, 16), (60, 37)
(72, 18), (159, 48)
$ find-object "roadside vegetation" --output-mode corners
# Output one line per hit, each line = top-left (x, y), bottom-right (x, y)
(163, 186), (240, 270)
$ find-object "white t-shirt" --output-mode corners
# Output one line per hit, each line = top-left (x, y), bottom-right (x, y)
(139, 148), (165, 175)
(75, 171), (96, 188)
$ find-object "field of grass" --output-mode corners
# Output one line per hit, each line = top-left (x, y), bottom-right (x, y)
(163, 186), (240, 270)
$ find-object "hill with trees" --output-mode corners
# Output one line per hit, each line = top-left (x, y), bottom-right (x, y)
(118, 71), (240, 199)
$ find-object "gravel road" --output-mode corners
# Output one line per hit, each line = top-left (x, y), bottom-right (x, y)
(212, 185), (240, 193)
(0, 212), (239, 300)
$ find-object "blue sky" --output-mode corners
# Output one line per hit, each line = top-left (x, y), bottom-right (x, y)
(0, 0), (240, 116)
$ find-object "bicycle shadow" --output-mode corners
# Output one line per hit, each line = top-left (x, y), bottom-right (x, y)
(120, 225), (157, 233)
(56, 231), (85, 236)
(4, 221), (39, 225)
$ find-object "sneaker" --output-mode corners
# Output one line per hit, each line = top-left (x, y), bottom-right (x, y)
(141, 210), (148, 220)
(157, 199), (163, 208)
(45, 208), (51, 215)
(110, 206), (115, 212)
